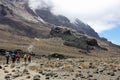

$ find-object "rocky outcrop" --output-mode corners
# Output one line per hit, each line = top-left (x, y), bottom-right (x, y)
(0, 4), (13, 16)
(50, 27), (101, 51)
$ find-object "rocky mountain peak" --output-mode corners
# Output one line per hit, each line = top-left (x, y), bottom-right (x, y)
(0, 4), (13, 16)
(35, 8), (99, 38)
(0, 0), (39, 22)
(74, 19), (99, 38)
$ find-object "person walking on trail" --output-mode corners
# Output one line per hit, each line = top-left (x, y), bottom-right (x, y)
(5, 51), (10, 64)
(11, 52), (16, 63)
(23, 54), (27, 63)
(28, 54), (31, 63)
(16, 53), (21, 64)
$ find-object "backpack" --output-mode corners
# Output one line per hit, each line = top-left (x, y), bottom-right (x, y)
(17, 53), (20, 59)
(6, 52), (10, 57)
(11, 53), (15, 58)
(24, 54), (27, 58)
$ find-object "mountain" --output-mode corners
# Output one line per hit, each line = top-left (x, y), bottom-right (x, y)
(0, 0), (51, 38)
(0, 0), (120, 57)
(35, 9), (99, 38)
(0, 0), (99, 38)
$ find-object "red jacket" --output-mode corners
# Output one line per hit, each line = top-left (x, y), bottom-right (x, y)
(17, 53), (20, 59)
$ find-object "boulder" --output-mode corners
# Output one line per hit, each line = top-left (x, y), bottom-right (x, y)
(48, 53), (65, 59)
(33, 75), (41, 80)
(26, 76), (31, 79)
(5, 75), (11, 79)
(0, 65), (2, 69)
(12, 73), (19, 78)
(4, 70), (9, 73)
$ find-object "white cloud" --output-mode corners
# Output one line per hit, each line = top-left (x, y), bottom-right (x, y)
(29, 0), (120, 33)
(29, 0), (53, 10)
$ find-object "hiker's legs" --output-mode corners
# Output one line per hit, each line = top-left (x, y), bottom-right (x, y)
(16, 58), (20, 64)
(13, 58), (15, 63)
(24, 58), (27, 64)
(12, 58), (14, 63)
(28, 58), (31, 63)
(6, 57), (9, 64)
(24, 58), (27, 62)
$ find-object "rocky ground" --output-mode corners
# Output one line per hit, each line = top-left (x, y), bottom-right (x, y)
(0, 57), (120, 80)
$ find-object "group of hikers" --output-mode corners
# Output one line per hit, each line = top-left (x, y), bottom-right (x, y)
(5, 51), (32, 64)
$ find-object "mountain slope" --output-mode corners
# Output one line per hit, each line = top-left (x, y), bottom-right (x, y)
(0, 0), (120, 57)
(35, 9), (99, 38)
(0, 0), (51, 38)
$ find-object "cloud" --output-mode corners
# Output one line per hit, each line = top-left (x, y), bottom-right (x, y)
(29, 0), (120, 33)
(28, 0), (53, 10)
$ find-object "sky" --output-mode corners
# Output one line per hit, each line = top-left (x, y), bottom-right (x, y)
(29, 0), (120, 45)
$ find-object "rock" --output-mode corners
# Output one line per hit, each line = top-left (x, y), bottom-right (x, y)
(46, 76), (50, 80)
(33, 75), (41, 80)
(94, 69), (99, 74)
(26, 76), (31, 79)
(110, 72), (115, 76)
(4, 70), (9, 73)
(46, 73), (51, 77)
(87, 39), (98, 46)
(0, 4), (13, 16)
(16, 70), (20, 73)
(3, 67), (5, 70)
(22, 69), (30, 75)
(0, 65), (2, 69)
(54, 74), (58, 78)
(12, 70), (15, 72)
(48, 53), (65, 59)
(107, 72), (115, 76)
(10, 64), (15, 68)
(23, 69), (29, 73)
(116, 76), (120, 80)
(118, 68), (120, 71)
(18, 72), (23, 76)
(12, 73), (19, 78)
(88, 75), (93, 77)
(16, 66), (20, 69)
(113, 69), (117, 72)
(4, 65), (8, 67)
(5, 75), (10, 79)
(72, 78), (76, 80)
(39, 71), (43, 74)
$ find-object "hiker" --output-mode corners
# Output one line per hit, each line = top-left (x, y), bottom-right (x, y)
(11, 52), (16, 63)
(27, 54), (31, 63)
(5, 51), (10, 64)
(16, 53), (21, 64)
(23, 54), (27, 63)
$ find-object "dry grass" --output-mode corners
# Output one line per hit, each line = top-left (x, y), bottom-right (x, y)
(63, 64), (74, 72)
(30, 38), (81, 57)
(29, 65), (47, 71)
(72, 72), (80, 77)
(80, 62), (90, 69)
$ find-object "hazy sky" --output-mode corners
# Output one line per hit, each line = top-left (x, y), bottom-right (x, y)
(29, 0), (120, 45)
